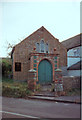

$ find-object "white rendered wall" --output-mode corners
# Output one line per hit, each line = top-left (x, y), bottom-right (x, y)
(67, 46), (81, 67)
(68, 70), (81, 76)
(68, 57), (80, 67)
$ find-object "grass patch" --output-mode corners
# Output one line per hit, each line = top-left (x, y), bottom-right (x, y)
(2, 77), (81, 97)
(35, 84), (41, 92)
(2, 77), (32, 98)
(2, 77), (13, 83)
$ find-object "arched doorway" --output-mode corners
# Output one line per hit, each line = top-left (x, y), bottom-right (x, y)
(38, 59), (52, 84)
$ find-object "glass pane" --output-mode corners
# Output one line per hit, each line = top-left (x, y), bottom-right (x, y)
(36, 43), (40, 52)
(46, 43), (49, 53)
(41, 40), (44, 52)
(15, 62), (21, 71)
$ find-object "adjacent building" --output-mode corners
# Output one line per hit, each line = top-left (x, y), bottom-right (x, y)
(61, 34), (82, 77)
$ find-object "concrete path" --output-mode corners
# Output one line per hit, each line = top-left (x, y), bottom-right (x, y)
(28, 95), (81, 104)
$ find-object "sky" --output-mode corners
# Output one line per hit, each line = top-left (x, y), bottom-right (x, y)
(0, 0), (81, 57)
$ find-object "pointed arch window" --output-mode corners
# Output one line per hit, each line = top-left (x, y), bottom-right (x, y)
(36, 43), (40, 52)
(40, 40), (44, 52)
(46, 43), (49, 53)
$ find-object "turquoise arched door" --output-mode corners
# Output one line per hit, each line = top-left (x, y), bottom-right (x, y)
(38, 59), (52, 84)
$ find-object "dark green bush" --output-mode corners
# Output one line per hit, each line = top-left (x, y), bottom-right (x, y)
(2, 81), (32, 98)
(2, 58), (12, 77)
(66, 88), (80, 96)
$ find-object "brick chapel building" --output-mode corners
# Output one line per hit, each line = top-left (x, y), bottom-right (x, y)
(11, 26), (67, 84)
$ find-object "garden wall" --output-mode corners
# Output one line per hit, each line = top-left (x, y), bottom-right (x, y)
(62, 76), (81, 90)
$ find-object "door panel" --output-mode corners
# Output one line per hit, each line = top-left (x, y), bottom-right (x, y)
(38, 60), (52, 84)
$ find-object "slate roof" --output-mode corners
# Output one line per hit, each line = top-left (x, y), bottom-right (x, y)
(61, 34), (82, 51)
(67, 61), (81, 70)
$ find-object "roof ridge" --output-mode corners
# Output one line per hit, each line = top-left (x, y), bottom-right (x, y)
(61, 33), (81, 43)
(12, 26), (59, 48)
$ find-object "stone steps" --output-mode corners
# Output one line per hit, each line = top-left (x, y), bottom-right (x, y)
(35, 84), (55, 97)
(34, 92), (55, 97)
(40, 84), (52, 92)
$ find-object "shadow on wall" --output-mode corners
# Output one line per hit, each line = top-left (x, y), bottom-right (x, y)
(60, 66), (68, 76)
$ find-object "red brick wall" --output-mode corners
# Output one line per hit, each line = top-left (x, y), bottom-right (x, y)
(63, 76), (80, 90)
(13, 27), (67, 81)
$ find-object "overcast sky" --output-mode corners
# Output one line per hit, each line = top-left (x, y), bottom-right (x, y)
(0, 0), (80, 57)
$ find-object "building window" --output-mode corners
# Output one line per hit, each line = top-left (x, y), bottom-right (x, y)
(46, 43), (49, 53)
(40, 40), (44, 52)
(15, 62), (21, 72)
(73, 48), (80, 56)
(77, 48), (80, 56)
(36, 43), (40, 52)
(74, 51), (77, 56)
